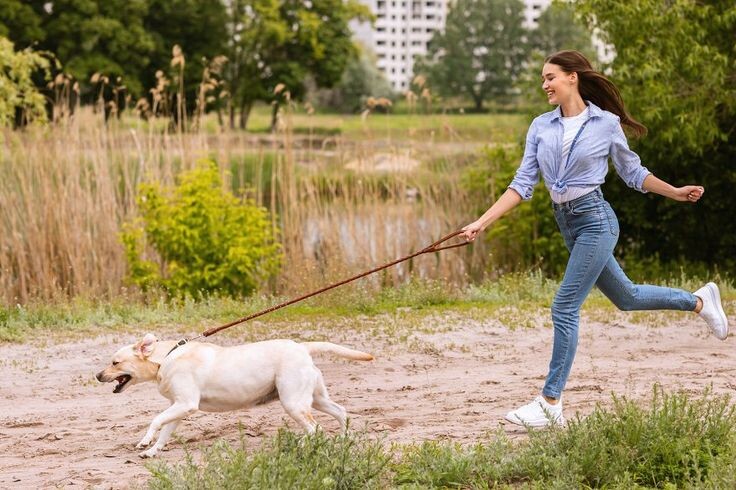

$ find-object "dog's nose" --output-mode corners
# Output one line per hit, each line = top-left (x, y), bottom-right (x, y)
(95, 371), (104, 382)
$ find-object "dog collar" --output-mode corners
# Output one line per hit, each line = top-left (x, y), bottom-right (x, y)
(165, 338), (188, 357)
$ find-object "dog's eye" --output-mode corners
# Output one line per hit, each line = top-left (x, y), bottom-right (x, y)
(112, 361), (119, 366)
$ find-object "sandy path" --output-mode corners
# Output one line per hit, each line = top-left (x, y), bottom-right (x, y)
(1, 313), (733, 489)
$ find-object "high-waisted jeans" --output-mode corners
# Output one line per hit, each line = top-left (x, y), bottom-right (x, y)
(542, 188), (697, 399)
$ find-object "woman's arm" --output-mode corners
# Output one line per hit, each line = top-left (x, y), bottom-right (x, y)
(461, 188), (523, 241)
(642, 174), (704, 202)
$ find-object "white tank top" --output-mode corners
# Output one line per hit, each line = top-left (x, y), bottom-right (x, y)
(550, 107), (598, 203)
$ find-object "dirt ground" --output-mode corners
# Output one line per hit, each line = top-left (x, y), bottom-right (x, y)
(1, 311), (734, 489)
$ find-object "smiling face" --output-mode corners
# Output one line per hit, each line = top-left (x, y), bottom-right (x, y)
(541, 63), (578, 106)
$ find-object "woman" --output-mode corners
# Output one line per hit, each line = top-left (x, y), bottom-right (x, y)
(461, 50), (729, 428)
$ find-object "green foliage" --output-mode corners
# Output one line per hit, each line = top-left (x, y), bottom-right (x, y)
(143, 0), (229, 113)
(575, 0), (736, 272)
(0, 1), (44, 47)
(147, 388), (736, 489)
(226, 0), (372, 128)
(0, 36), (50, 126)
(509, 386), (736, 488)
(121, 160), (282, 297)
(147, 428), (392, 489)
(462, 145), (568, 276)
(414, 0), (529, 111)
(314, 46), (394, 113)
(531, 0), (597, 60)
(25, 0), (156, 97)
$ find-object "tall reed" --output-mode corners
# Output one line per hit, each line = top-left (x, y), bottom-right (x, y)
(0, 107), (499, 304)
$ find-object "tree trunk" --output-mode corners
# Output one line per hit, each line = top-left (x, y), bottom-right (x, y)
(229, 104), (236, 130)
(239, 100), (253, 130)
(270, 102), (280, 132)
(474, 94), (483, 112)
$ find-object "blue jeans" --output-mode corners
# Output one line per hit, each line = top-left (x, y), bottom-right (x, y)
(542, 188), (697, 399)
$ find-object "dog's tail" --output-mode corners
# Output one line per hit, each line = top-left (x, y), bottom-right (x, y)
(303, 342), (374, 361)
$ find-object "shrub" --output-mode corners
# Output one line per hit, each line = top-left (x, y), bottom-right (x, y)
(146, 388), (736, 489)
(0, 36), (50, 127)
(121, 160), (281, 297)
(147, 428), (392, 489)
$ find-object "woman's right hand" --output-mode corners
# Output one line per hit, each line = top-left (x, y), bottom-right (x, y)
(461, 221), (484, 242)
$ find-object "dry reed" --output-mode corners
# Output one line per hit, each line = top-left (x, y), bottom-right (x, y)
(0, 106), (494, 305)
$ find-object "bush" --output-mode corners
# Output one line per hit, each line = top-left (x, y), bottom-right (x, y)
(509, 385), (736, 488)
(147, 388), (736, 489)
(0, 36), (50, 127)
(121, 160), (281, 297)
(147, 428), (392, 489)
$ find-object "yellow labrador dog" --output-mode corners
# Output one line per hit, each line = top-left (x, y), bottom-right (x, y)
(96, 334), (373, 458)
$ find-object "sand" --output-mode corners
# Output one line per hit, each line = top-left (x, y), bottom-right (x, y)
(1, 312), (733, 489)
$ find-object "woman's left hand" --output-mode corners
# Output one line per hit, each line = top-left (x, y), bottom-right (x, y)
(673, 185), (705, 203)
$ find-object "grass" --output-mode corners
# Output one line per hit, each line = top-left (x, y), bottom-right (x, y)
(146, 387), (736, 489)
(243, 103), (528, 141)
(1, 272), (733, 343)
(0, 106), (524, 304)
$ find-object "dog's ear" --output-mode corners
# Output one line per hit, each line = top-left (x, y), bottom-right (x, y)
(135, 333), (158, 359)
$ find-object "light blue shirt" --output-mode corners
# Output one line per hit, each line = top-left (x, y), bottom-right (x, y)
(508, 101), (651, 201)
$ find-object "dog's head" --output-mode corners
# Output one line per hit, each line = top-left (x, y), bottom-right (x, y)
(96, 333), (163, 393)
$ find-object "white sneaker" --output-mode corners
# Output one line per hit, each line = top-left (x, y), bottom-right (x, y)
(694, 282), (729, 340)
(505, 396), (565, 428)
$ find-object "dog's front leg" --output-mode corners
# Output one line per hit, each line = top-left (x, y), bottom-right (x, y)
(139, 420), (181, 458)
(137, 401), (197, 457)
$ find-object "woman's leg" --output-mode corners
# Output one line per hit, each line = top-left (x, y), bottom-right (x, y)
(595, 257), (697, 312)
(542, 217), (617, 400)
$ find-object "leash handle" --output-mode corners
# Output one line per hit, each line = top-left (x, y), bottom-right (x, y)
(199, 230), (469, 338)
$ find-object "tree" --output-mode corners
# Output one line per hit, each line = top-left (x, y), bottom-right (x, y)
(22, 0), (155, 98)
(532, 1), (596, 60)
(144, 0), (229, 118)
(0, 36), (50, 127)
(225, 0), (371, 129)
(313, 45), (394, 113)
(0, 1), (44, 48)
(576, 0), (736, 271)
(414, 0), (529, 111)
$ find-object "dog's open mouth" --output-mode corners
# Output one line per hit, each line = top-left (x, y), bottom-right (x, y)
(113, 375), (132, 393)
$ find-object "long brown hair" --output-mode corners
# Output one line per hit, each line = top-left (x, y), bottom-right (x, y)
(544, 50), (647, 138)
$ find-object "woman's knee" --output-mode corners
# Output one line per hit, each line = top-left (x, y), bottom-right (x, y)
(551, 299), (579, 325)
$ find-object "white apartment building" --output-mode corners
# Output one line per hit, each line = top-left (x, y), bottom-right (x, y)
(353, 0), (612, 92)
(352, 0), (450, 92)
(523, 0), (551, 29)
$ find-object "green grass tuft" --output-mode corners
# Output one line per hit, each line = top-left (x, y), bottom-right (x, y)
(146, 388), (736, 489)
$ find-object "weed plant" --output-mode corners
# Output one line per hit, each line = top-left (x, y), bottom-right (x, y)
(146, 387), (736, 489)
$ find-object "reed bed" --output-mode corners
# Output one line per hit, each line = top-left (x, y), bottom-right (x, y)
(0, 107), (521, 305)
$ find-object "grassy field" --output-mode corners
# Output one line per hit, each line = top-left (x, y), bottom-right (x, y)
(2, 272), (732, 343)
(241, 103), (528, 141)
(147, 387), (736, 489)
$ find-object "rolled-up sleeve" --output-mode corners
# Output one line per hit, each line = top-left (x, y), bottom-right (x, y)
(610, 120), (650, 192)
(508, 121), (540, 200)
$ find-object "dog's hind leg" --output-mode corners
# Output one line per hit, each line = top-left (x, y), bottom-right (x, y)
(277, 373), (318, 433)
(312, 373), (347, 431)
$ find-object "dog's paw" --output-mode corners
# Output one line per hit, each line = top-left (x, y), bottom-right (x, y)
(138, 448), (158, 458)
(135, 439), (151, 450)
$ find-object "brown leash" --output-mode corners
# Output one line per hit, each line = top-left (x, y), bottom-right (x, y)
(167, 230), (469, 355)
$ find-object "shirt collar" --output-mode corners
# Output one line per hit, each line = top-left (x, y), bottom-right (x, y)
(551, 100), (603, 122)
